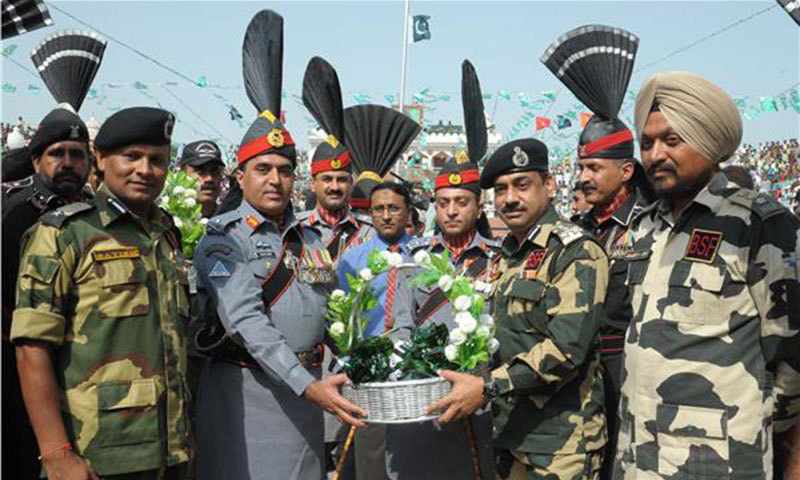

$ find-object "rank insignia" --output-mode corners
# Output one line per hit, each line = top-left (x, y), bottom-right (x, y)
(267, 128), (285, 148)
(525, 248), (548, 271)
(92, 247), (140, 262)
(209, 260), (231, 278)
(449, 173), (462, 185)
(245, 215), (260, 230)
(684, 229), (723, 263)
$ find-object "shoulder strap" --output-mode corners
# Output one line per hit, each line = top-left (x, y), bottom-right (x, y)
(260, 227), (304, 308)
(40, 202), (94, 228)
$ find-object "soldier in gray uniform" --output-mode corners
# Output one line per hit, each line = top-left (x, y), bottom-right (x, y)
(386, 60), (498, 480)
(299, 56), (374, 476)
(192, 11), (365, 480)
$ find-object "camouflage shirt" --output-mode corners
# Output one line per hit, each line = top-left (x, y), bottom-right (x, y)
(490, 205), (609, 455)
(614, 172), (800, 480)
(10, 184), (192, 476)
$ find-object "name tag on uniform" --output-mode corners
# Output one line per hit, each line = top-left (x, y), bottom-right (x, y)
(92, 247), (140, 262)
(684, 229), (723, 263)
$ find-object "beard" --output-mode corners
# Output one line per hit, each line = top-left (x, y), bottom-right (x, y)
(652, 168), (714, 202)
(43, 171), (87, 199)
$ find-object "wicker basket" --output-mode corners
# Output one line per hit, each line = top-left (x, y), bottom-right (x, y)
(341, 376), (452, 424)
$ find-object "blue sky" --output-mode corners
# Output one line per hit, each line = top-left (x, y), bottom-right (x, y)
(2, 0), (798, 161)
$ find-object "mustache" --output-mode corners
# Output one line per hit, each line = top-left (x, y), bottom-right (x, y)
(500, 204), (525, 214)
(647, 161), (677, 176)
(53, 171), (82, 183)
(199, 181), (217, 190)
(580, 181), (597, 193)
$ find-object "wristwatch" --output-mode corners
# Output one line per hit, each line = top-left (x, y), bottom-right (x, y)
(482, 379), (499, 406)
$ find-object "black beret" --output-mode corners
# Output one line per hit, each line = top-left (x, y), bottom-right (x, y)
(95, 107), (175, 151)
(28, 108), (89, 157)
(480, 138), (548, 188)
(180, 140), (223, 168)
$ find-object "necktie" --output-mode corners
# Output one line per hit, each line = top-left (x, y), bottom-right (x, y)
(384, 244), (401, 331)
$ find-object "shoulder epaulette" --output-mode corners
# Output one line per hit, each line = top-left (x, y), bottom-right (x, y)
(40, 202), (94, 228)
(407, 236), (432, 251)
(1, 176), (33, 196)
(552, 220), (591, 246)
(206, 210), (241, 234)
(727, 188), (785, 220)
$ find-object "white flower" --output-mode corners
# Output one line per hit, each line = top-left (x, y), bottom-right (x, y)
(199, 218), (209, 225)
(474, 280), (491, 294)
(479, 314), (494, 328)
(478, 325), (492, 338)
(488, 338), (500, 354)
(444, 345), (458, 361)
(359, 268), (374, 281)
(330, 322), (345, 336)
(455, 312), (477, 333)
(413, 250), (431, 265)
(159, 197), (169, 208)
(173, 217), (183, 228)
(388, 251), (403, 267)
(453, 295), (472, 312)
(185, 188), (197, 198)
(437, 275), (453, 292)
(331, 289), (346, 300)
(173, 186), (185, 196)
(184, 197), (197, 208)
(449, 328), (467, 345)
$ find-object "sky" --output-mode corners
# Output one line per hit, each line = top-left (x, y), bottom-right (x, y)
(2, 0), (799, 162)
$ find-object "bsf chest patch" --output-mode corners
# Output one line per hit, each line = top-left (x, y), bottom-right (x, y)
(525, 249), (549, 271)
(684, 229), (723, 263)
(92, 247), (140, 262)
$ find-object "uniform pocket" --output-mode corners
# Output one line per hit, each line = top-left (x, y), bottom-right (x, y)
(97, 379), (159, 447)
(18, 255), (60, 307)
(655, 403), (729, 479)
(504, 278), (547, 333)
(96, 258), (150, 318)
(662, 261), (738, 323)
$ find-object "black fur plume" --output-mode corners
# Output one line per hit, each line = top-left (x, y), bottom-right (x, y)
(461, 60), (487, 163)
(242, 10), (283, 115)
(302, 56), (345, 143)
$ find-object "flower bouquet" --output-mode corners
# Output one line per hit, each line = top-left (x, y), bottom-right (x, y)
(325, 249), (498, 423)
(158, 170), (207, 258)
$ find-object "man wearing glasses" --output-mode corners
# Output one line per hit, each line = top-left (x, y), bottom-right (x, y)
(336, 181), (416, 480)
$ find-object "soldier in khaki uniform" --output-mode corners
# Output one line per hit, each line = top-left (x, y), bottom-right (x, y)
(11, 107), (192, 480)
(429, 138), (609, 480)
(614, 72), (800, 480)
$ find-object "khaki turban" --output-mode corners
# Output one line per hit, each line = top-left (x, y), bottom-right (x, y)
(634, 71), (743, 163)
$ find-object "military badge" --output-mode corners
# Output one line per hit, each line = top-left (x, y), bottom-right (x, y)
(209, 260), (232, 278)
(512, 146), (529, 167)
(331, 158), (342, 169)
(245, 215), (260, 230)
(684, 229), (723, 263)
(455, 150), (470, 164)
(525, 248), (548, 271)
(267, 128), (285, 148)
(164, 114), (175, 139)
(448, 173), (462, 186)
(92, 247), (141, 262)
(69, 125), (81, 139)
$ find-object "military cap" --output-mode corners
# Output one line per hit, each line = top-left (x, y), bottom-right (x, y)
(28, 108), (89, 157)
(94, 107), (175, 151)
(435, 153), (480, 195)
(480, 138), (548, 188)
(349, 171), (382, 209)
(180, 140), (224, 168)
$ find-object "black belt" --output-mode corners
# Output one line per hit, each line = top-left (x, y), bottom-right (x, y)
(211, 341), (324, 370)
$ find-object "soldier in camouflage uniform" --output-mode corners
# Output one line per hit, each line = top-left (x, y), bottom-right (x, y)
(11, 107), (193, 480)
(614, 71), (800, 480)
(428, 138), (609, 480)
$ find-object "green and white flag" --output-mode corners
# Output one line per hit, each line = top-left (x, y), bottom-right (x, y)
(410, 15), (431, 43)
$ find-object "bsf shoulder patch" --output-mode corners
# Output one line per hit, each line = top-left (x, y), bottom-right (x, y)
(684, 229), (723, 263)
(92, 247), (140, 262)
(208, 260), (232, 278)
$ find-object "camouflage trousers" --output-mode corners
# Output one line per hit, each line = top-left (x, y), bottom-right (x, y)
(495, 449), (602, 480)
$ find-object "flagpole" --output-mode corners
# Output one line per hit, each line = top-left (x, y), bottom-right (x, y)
(399, 0), (410, 113)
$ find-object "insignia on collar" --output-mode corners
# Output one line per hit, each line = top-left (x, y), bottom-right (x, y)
(245, 215), (260, 230)
(512, 146), (529, 167)
(69, 125), (81, 139)
(267, 129), (285, 148)
(525, 248), (548, 271)
(208, 260), (232, 278)
(684, 229), (723, 263)
(92, 247), (140, 262)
